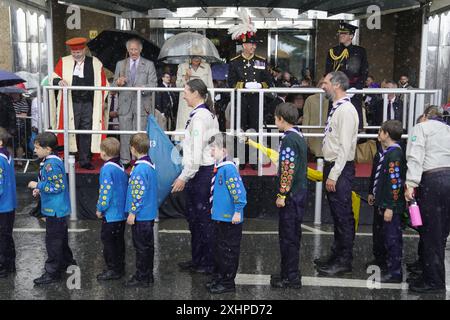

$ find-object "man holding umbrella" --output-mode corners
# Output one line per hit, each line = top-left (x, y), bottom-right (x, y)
(51, 37), (108, 170)
(112, 38), (157, 168)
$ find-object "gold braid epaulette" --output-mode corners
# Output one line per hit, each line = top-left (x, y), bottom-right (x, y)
(329, 48), (349, 72)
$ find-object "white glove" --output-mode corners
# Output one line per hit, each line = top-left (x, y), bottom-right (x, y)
(245, 82), (262, 89)
(215, 94), (221, 101)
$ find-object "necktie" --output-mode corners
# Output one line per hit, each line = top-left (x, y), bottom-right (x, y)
(372, 144), (400, 196)
(388, 101), (393, 120)
(130, 60), (137, 85)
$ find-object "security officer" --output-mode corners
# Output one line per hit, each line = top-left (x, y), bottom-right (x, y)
(326, 21), (368, 130)
(228, 29), (271, 169)
(405, 106), (450, 294)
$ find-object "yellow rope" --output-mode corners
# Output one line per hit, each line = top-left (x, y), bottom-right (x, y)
(329, 48), (349, 72)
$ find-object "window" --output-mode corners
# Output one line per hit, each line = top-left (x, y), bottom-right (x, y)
(10, 5), (48, 82)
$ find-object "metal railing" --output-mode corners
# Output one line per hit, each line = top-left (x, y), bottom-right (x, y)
(12, 114), (39, 173)
(39, 85), (442, 223)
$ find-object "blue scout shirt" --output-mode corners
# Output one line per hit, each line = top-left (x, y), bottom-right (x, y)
(37, 155), (70, 218)
(125, 156), (158, 221)
(0, 148), (17, 213)
(211, 160), (247, 224)
(96, 157), (128, 222)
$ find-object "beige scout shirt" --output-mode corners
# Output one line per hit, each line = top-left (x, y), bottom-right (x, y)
(406, 119), (450, 188)
(322, 98), (359, 181)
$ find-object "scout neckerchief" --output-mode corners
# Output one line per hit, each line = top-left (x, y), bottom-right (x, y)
(134, 155), (155, 170)
(185, 103), (210, 129)
(0, 147), (10, 159)
(210, 156), (233, 208)
(323, 96), (351, 138)
(104, 157), (124, 171)
(278, 127), (304, 153)
(428, 116), (449, 126)
(372, 143), (401, 197)
(38, 154), (62, 182)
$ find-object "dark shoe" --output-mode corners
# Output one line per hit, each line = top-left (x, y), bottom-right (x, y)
(314, 255), (336, 268)
(408, 280), (445, 294)
(209, 283), (236, 294)
(0, 269), (8, 278)
(178, 260), (194, 270)
(205, 279), (218, 289)
(378, 272), (402, 284)
(33, 272), (61, 285)
(317, 263), (352, 276)
(97, 270), (124, 281)
(270, 277), (302, 289)
(190, 266), (213, 275)
(124, 275), (153, 288)
(239, 164), (246, 170)
(81, 163), (95, 170)
(407, 261), (423, 275)
(406, 273), (421, 284)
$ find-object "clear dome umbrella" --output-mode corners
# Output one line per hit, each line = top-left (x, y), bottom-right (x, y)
(158, 32), (222, 64)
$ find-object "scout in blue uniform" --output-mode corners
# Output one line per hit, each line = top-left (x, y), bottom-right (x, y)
(270, 103), (308, 289)
(0, 128), (17, 278)
(95, 138), (128, 281)
(369, 120), (406, 283)
(28, 132), (75, 285)
(206, 133), (247, 294)
(124, 133), (157, 288)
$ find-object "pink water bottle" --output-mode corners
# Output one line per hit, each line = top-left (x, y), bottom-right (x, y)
(409, 199), (422, 227)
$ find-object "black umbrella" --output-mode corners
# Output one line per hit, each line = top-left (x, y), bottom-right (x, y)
(87, 29), (160, 72)
(0, 70), (25, 87)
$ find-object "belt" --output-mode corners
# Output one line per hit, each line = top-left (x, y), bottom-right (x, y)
(423, 167), (450, 176)
(324, 160), (354, 166)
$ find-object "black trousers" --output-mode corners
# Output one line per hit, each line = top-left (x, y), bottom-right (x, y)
(45, 216), (74, 276)
(73, 101), (93, 165)
(0, 211), (15, 270)
(279, 190), (307, 281)
(417, 169), (450, 288)
(213, 221), (243, 288)
(324, 161), (355, 265)
(350, 94), (363, 130)
(239, 94), (259, 164)
(185, 165), (215, 271)
(101, 220), (126, 273)
(132, 220), (154, 281)
(373, 208), (403, 277)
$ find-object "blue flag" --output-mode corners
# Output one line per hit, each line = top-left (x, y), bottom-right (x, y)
(147, 115), (182, 207)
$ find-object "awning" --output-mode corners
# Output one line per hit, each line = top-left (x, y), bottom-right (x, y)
(58, 0), (425, 18)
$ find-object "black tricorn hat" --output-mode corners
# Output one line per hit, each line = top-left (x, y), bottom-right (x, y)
(338, 21), (358, 35)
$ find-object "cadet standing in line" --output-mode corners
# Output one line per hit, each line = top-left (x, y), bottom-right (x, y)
(315, 71), (359, 276)
(28, 132), (76, 285)
(270, 103), (308, 289)
(325, 22), (368, 130)
(405, 106), (450, 294)
(207, 133), (247, 294)
(0, 128), (16, 279)
(124, 133), (158, 288)
(369, 120), (406, 283)
(95, 138), (128, 281)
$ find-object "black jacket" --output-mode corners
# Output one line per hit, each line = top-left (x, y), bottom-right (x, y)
(373, 98), (403, 126)
(0, 94), (17, 136)
(155, 83), (176, 116)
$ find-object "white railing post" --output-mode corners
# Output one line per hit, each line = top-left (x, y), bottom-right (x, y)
(258, 90), (264, 176)
(69, 155), (77, 221)
(63, 88), (69, 172)
(137, 89), (142, 131)
(314, 158), (324, 226)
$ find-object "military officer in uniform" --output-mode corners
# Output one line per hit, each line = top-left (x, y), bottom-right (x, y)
(228, 29), (271, 169)
(326, 22), (368, 130)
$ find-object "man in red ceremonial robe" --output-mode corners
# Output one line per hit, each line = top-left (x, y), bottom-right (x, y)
(50, 37), (108, 170)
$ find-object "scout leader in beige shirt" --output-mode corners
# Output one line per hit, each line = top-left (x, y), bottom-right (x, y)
(321, 73), (359, 191)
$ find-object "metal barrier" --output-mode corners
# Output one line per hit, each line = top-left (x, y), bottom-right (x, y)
(40, 84), (442, 223)
(13, 114), (39, 173)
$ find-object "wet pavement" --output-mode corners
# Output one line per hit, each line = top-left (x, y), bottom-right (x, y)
(2, 205), (450, 300)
